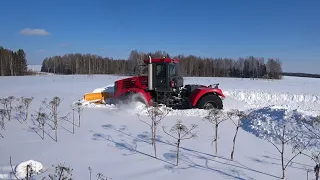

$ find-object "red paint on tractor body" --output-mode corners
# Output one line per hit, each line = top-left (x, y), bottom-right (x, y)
(114, 76), (153, 105)
(143, 58), (180, 64)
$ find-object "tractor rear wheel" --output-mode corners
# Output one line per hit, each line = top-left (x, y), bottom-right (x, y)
(196, 94), (223, 110)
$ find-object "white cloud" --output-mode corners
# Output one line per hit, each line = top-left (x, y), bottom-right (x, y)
(20, 28), (51, 36)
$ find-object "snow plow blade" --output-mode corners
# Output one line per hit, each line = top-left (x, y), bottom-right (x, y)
(84, 92), (113, 104)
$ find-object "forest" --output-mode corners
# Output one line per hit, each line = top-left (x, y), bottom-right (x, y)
(40, 50), (284, 79)
(0, 46), (28, 76)
(0, 45), (284, 79)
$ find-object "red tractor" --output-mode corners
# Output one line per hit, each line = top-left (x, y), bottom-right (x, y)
(112, 56), (225, 110)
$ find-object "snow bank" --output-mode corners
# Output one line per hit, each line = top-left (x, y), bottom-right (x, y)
(225, 89), (320, 112)
(15, 160), (43, 179)
(242, 106), (319, 150)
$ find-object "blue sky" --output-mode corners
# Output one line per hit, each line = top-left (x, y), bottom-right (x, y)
(0, 0), (319, 73)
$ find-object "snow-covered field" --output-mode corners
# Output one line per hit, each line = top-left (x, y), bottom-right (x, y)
(0, 75), (319, 180)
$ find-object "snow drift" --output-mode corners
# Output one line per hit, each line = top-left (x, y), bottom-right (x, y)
(224, 89), (320, 113)
(80, 85), (320, 117)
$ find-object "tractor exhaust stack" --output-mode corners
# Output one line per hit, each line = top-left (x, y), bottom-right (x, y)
(148, 55), (153, 90)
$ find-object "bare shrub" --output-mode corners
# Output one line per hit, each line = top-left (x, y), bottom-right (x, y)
(299, 116), (320, 180)
(32, 107), (48, 140)
(0, 96), (15, 121)
(15, 97), (34, 123)
(42, 96), (62, 142)
(0, 109), (7, 130)
(227, 109), (248, 160)
(137, 103), (170, 157)
(265, 118), (310, 179)
(71, 101), (83, 131)
(203, 109), (228, 156)
(162, 119), (197, 166)
(88, 167), (109, 180)
(44, 163), (73, 180)
(0, 109), (7, 138)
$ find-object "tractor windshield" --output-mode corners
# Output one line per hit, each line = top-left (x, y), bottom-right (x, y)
(156, 64), (166, 77)
(169, 64), (178, 76)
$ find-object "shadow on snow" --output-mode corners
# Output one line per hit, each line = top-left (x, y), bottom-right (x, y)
(91, 123), (283, 179)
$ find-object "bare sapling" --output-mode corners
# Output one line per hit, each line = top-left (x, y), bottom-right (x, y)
(298, 116), (320, 180)
(0, 109), (7, 130)
(0, 96), (15, 121)
(0, 109), (7, 138)
(137, 103), (170, 158)
(203, 109), (227, 156)
(42, 96), (61, 142)
(227, 109), (248, 161)
(43, 163), (73, 180)
(162, 119), (197, 166)
(71, 107), (75, 134)
(32, 107), (44, 127)
(16, 97), (34, 123)
(301, 151), (320, 180)
(266, 121), (310, 180)
(72, 101), (83, 128)
(25, 164), (35, 180)
(88, 167), (109, 180)
(302, 165), (313, 180)
(76, 102), (83, 127)
(89, 167), (92, 180)
(34, 107), (48, 140)
(96, 172), (108, 180)
(15, 104), (25, 124)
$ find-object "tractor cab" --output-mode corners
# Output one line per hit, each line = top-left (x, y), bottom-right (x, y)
(143, 57), (183, 92)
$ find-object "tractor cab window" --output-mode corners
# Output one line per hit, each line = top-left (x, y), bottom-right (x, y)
(156, 64), (166, 77)
(169, 64), (178, 76)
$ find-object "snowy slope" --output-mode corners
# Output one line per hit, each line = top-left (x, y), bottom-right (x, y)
(0, 75), (319, 180)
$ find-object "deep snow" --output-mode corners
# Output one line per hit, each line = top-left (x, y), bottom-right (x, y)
(0, 75), (319, 180)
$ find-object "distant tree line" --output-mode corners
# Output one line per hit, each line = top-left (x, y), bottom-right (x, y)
(41, 53), (128, 75)
(41, 50), (284, 79)
(0, 46), (28, 76)
(282, 72), (320, 78)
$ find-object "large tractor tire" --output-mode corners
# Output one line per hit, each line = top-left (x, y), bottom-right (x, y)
(196, 93), (223, 110)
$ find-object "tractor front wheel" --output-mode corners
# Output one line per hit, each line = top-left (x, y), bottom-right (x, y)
(130, 93), (148, 105)
(118, 92), (148, 106)
(196, 94), (223, 110)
